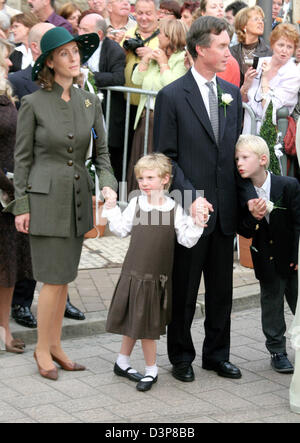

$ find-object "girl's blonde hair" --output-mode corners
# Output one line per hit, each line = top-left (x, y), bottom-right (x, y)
(236, 135), (270, 169)
(134, 153), (173, 190)
(0, 38), (16, 103)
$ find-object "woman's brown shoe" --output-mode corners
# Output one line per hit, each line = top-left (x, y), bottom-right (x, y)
(33, 352), (58, 381)
(51, 353), (86, 372)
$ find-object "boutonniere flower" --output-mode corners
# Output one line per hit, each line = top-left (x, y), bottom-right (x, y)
(217, 85), (233, 117)
(266, 197), (286, 214)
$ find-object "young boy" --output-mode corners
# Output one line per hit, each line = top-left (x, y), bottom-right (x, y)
(236, 134), (300, 373)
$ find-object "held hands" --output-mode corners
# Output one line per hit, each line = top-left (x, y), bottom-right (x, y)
(190, 197), (214, 228)
(102, 186), (117, 210)
(248, 198), (267, 220)
(15, 213), (30, 234)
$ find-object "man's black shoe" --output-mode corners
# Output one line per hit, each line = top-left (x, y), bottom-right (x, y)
(172, 363), (195, 382)
(202, 360), (242, 379)
(271, 353), (294, 374)
(64, 300), (85, 320)
(11, 305), (37, 329)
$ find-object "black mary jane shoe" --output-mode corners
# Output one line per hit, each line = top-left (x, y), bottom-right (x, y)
(113, 363), (144, 382)
(11, 305), (37, 329)
(136, 375), (158, 392)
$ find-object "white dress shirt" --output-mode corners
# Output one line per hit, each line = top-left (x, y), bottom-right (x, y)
(102, 195), (203, 248)
(254, 171), (271, 223)
(191, 66), (218, 119)
(87, 41), (103, 73)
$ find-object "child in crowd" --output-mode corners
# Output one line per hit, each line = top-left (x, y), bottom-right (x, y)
(236, 134), (300, 373)
(102, 153), (205, 391)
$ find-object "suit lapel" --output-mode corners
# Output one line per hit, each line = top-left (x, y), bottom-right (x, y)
(183, 70), (216, 145)
(270, 173), (283, 203)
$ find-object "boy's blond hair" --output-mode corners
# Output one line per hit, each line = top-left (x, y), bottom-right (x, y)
(236, 135), (270, 169)
(134, 153), (173, 190)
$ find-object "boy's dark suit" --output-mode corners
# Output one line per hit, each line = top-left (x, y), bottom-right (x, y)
(239, 173), (300, 354)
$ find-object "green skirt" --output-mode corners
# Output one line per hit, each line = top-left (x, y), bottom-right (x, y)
(29, 194), (84, 285)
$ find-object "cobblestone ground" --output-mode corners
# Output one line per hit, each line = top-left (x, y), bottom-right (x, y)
(1, 307), (300, 423)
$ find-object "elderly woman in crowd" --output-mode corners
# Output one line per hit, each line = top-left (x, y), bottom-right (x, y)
(241, 23), (300, 136)
(58, 2), (82, 35)
(5, 27), (117, 381)
(230, 5), (272, 86)
(127, 18), (187, 192)
(0, 38), (33, 354)
(9, 12), (39, 72)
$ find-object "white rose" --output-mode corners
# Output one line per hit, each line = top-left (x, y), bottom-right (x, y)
(266, 200), (274, 214)
(221, 93), (233, 105)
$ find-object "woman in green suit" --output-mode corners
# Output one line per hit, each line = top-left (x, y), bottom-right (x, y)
(5, 28), (118, 380)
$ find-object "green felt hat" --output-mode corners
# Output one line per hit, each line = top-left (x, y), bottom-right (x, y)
(32, 27), (99, 81)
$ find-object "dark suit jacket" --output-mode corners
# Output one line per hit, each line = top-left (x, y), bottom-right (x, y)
(154, 69), (256, 237)
(8, 66), (39, 109)
(238, 174), (300, 282)
(93, 37), (126, 148)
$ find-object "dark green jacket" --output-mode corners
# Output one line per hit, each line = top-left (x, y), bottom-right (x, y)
(5, 82), (117, 237)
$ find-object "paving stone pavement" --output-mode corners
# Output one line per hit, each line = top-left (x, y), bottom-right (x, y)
(4, 232), (300, 423)
(1, 307), (300, 423)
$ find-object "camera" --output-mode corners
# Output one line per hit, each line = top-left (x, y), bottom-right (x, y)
(123, 33), (144, 55)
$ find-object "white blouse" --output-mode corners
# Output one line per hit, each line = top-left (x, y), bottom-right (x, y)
(102, 195), (203, 249)
(243, 57), (300, 135)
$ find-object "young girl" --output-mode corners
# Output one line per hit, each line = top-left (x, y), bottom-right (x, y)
(102, 153), (205, 392)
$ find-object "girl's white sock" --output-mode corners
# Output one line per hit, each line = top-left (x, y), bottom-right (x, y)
(142, 364), (158, 382)
(116, 353), (137, 374)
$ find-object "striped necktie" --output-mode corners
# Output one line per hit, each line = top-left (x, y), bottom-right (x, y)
(206, 81), (219, 144)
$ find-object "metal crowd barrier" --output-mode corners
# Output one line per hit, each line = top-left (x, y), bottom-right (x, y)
(102, 86), (257, 206)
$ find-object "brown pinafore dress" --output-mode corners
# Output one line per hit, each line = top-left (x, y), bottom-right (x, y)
(106, 200), (176, 340)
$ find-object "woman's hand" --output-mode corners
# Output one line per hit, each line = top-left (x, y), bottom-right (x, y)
(15, 213), (30, 234)
(102, 186), (117, 209)
(240, 67), (257, 102)
(151, 48), (168, 67)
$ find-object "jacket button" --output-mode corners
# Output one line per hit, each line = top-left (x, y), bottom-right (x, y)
(68, 160), (73, 166)
(78, 216), (82, 221)
(68, 133), (74, 139)
(27, 184), (32, 190)
(76, 189), (81, 194)
(74, 174), (80, 180)
(68, 147), (73, 153)
(77, 202), (82, 207)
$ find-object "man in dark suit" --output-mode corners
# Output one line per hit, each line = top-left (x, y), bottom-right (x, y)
(154, 16), (256, 382)
(9, 22), (85, 327)
(78, 13), (126, 185)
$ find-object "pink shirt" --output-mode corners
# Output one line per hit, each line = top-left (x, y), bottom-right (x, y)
(217, 54), (240, 87)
